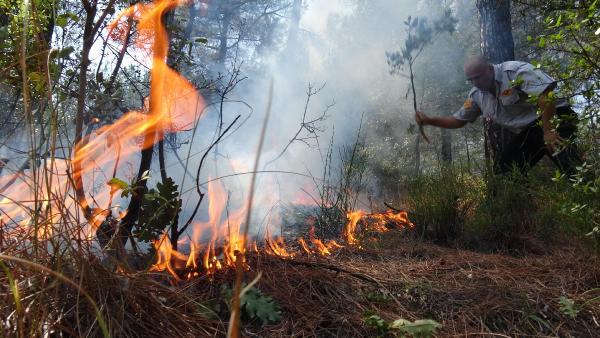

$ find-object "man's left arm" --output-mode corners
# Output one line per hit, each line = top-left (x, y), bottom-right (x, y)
(515, 62), (562, 152)
(538, 90), (562, 152)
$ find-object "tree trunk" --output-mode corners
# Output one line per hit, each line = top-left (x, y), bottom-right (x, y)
(477, 0), (515, 63)
(414, 135), (421, 176)
(73, 3), (97, 218)
(441, 128), (452, 164)
(288, 0), (302, 47)
(218, 5), (232, 68)
(476, 0), (515, 172)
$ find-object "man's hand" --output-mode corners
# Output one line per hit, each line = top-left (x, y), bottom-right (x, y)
(543, 129), (563, 153)
(414, 110), (431, 143)
(415, 110), (429, 126)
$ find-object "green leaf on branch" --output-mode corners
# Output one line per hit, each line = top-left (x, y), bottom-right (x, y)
(222, 284), (282, 325)
(135, 177), (182, 243)
(108, 177), (128, 191)
(56, 12), (78, 28)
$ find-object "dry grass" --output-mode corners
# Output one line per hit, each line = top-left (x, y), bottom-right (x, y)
(245, 234), (600, 337)
(1, 231), (598, 337)
(0, 249), (222, 337)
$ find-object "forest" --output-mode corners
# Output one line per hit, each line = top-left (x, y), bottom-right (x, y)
(0, 0), (598, 336)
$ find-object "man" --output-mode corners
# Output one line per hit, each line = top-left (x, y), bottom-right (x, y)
(415, 55), (581, 175)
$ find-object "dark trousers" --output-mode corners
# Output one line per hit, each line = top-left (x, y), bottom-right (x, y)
(495, 107), (582, 176)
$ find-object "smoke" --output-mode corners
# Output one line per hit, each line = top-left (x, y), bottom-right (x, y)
(0, 0), (477, 243)
(162, 0), (475, 237)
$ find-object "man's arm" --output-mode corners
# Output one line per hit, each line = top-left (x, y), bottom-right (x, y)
(415, 111), (467, 129)
(514, 62), (562, 152)
(538, 91), (562, 152)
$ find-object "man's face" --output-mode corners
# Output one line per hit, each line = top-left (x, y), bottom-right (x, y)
(465, 64), (494, 92)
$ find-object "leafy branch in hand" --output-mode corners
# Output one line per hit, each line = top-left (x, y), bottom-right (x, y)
(386, 11), (458, 143)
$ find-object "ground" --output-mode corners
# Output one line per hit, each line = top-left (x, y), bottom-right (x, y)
(137, 232), (600, 337)
(4, 231), (598, 337)
(203, 233), (600, 337)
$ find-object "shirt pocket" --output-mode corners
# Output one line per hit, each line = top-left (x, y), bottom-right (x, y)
(499, 88), (520, 106)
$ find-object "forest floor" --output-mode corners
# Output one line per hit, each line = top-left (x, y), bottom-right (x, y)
(3, 231), (599, 337)
(235, 234), (600, 337)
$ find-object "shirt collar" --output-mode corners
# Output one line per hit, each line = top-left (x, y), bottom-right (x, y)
(493, 64), (504, 85)
(491, 64), (504, 95)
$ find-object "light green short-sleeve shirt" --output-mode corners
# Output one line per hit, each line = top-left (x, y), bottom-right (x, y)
(453, 61), (568, 133)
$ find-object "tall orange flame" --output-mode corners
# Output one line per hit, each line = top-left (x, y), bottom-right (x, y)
(72, 0), (205, 229)
(344, 210), (366, 244)
(0, 0), (206, 251)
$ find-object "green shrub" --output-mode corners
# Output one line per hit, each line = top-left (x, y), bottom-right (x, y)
(405, 162), (599, 252)
(464, 170), (535, 248)
(405, 166), (481, 244)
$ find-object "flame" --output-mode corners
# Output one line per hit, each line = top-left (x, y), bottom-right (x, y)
(0, 0), (417, 283)
(298, 237), (311, 254)
(73, 0), (204, 223)
(150, 233), (188, 280)
(147, 196), (413, 279)
(344, 210), (366, 244)
(308, 226), (330, 255)
(265, 236), (292, 257)
(371, 209), (414, 230)
(0, 159), (102, 242)
(186, 242), (200, 269)
(1, 0), (415, 279)
(326, 240), (343, 250)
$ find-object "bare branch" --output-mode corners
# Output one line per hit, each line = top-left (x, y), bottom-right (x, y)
(265, 82), (331, 167)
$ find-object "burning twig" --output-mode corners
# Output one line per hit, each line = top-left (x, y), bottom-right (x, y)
(384, 201), (402, 212)
(179, 114), (241, 237)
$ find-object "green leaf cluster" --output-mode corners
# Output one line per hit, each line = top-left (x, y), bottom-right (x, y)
(364, 312), (442, 338)
(558, 296), (580, 319)
(0, 0), (57, 91)
(136, 177), (182, 243)
(222, 284), (282, 325)
(386, 10), (457, 74)
(391, 318), (442, 337)
(528, 0), (599, 118)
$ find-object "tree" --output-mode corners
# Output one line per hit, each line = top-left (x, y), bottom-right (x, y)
(185, 0), (292, 71)
(476, 0), (516, 172)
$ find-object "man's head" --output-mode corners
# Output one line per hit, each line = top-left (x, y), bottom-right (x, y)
(464, 55), (495, 92)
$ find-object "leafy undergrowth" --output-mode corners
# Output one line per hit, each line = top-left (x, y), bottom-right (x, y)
(1, 232), (598, 337)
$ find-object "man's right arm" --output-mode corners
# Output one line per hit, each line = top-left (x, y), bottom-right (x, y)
(415, 111), (467, 129)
